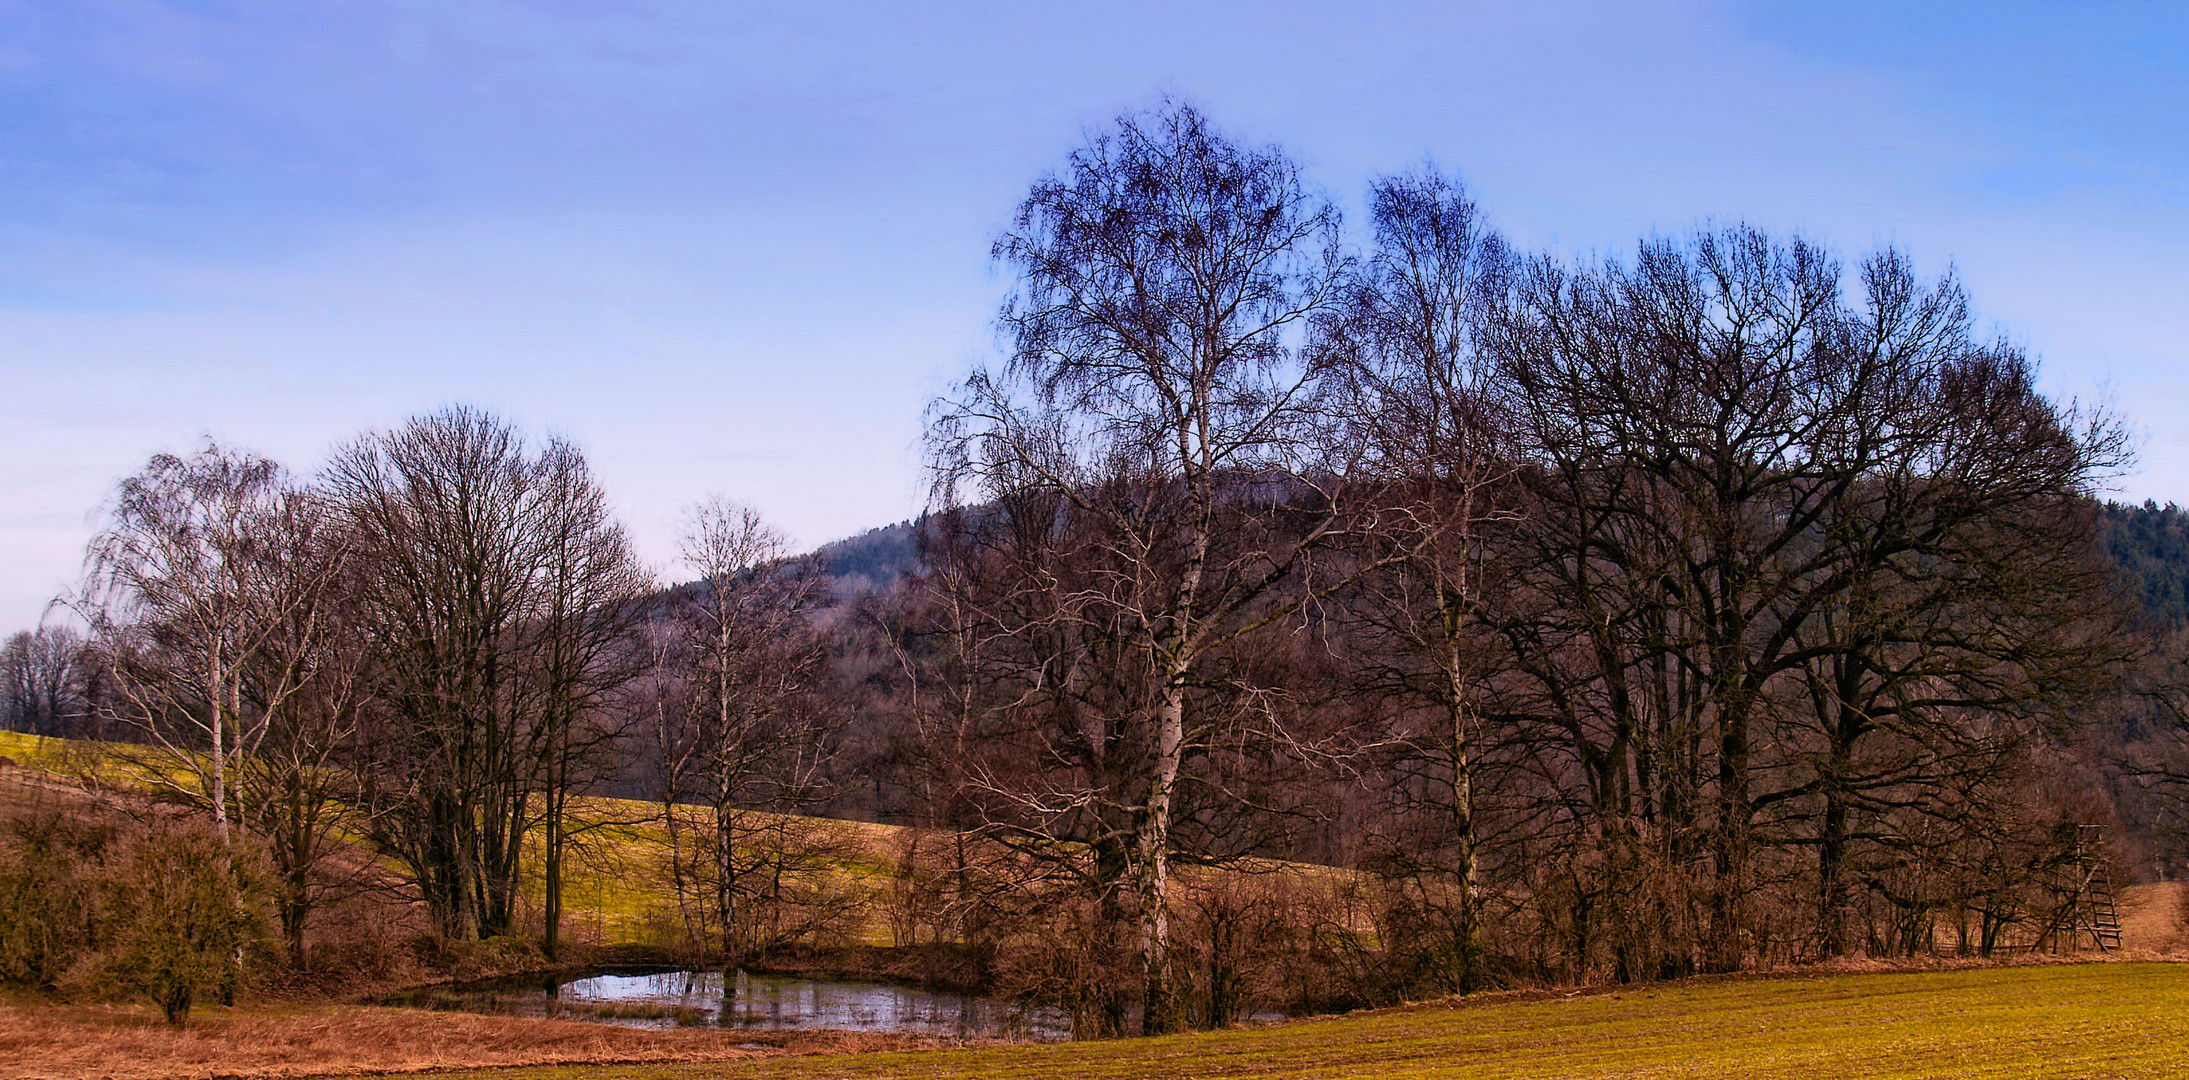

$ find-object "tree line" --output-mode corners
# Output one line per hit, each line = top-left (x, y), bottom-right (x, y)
(901, 103), (2137, 1032)
(4, 101), (2178, 1035)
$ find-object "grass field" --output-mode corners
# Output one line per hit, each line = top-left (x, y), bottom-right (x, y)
(0, 728), (918, 948)
(0, 729), (89, 772)
(422, 963), (2189, 1080)
(0, 994), (928, 1080)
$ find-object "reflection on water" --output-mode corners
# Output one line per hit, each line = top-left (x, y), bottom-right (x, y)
(383, 968), (1072, 1041)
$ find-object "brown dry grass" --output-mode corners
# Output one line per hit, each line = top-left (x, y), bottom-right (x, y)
(0, 997), (938, 1079)
(2116, 880), (2189, 954)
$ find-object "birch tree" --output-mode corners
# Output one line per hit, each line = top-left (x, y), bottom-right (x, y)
(654, 498), (837, 960)
(1330, 169), (1515, 993)
(931, 101), (1356, 1033)
(82, 444), (335, 846)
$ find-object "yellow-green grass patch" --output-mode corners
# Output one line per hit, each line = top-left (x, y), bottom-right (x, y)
(1, 731), (919, 948)
(428, 963), (2189, 1080)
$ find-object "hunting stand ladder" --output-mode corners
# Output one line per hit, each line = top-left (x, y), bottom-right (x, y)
(2037, 824), (2123, 952)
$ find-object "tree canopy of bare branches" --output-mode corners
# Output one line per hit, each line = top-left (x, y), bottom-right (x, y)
(926, 101), (1391, 1033)
(0, 626), (90, 738)
(1456, 227), (2129, 974)
(648, 498), (843, 960)
(326, 407), (649, 944)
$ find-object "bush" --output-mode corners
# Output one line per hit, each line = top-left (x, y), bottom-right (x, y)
(0, 798), (120, 987)
(0, 785), (278, 1025)
(74, 822), (276, 1024)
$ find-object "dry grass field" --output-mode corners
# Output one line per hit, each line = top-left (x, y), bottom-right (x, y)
(0, 995), (938, 1080)
(428, 963), (2189, 1080)
(14, 728), (2189, 1079)
(0, 728), (913, 950)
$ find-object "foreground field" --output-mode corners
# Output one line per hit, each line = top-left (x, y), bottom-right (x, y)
(0, 997), (935, 1080)
(435, 963), (2189, 1080)
(12, 944), (2189, 1078)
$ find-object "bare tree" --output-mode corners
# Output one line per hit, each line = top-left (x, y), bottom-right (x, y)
(227, 491), (371, 968)
(329, 407), (647, 944)
(0, 626), (89, 737)
(652, 498), (838, 960)
(528, 441), (651, 960)
(80, 443), (337, 846)
(930, 101), (1374, 1033)
(1464, 229), (2128, 973)
(1777, 341), (2128, 957)
(1327, 169), (1515, 993)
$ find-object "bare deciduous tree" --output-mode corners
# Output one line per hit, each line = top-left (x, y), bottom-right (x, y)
(81, 444), (338, 847)
(1466, 229), (2128, 973)
(1328, 169), (1515, 993)
(929, 101), (1370, 1032)
(0, 626), (89, 737)
(652, 498), (839, 960)
(329, 407), (647, 945)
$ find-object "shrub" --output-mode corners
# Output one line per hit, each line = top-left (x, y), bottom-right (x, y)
(0, 797), (120, 987)
(73, 822), (276, 1024)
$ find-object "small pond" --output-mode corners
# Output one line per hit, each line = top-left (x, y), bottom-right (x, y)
(383, 968), (1074, 1042)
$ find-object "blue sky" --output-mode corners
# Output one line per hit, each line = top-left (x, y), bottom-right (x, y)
(3, 0), (2185, 629)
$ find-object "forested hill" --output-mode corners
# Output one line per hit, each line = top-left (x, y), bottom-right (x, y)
(813, 520), (920, 594)
(2102, 501), (2189, 628)
(804, 506), (2189, 626)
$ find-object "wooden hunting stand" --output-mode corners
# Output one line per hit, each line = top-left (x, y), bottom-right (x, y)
(2034, 824), (2123, 953)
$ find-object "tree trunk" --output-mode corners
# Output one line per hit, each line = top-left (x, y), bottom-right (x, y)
(716, 798), (738, 960)
(1138, 678), (1185, 1035)
(544, 781), (565, 961)
(282, 774), (310, 968)
(1443, 590), (1483, 993)
(1709, 690), (1751, 974)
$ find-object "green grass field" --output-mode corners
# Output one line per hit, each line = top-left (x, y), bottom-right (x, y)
(430, 964), (2189, 1080)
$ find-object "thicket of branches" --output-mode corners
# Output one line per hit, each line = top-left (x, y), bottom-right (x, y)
(9, 101), (2188, 1038)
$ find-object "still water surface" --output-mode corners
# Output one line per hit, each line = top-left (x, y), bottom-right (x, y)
(386, 968), (1073, 1041)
